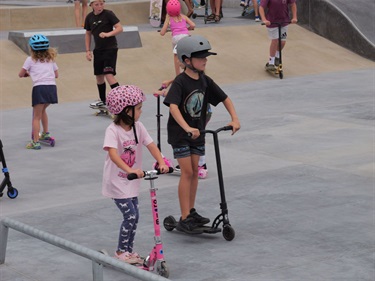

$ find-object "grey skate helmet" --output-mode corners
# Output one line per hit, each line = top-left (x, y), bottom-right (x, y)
(176, 35), (217, 63)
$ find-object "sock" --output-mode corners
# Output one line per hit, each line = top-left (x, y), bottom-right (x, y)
(275, 51), (280, 58)
(97, 83), (106, 104)
(269, 57), (275, 65)
(198, 155), (206, 166)
(110, 82), (119, 89)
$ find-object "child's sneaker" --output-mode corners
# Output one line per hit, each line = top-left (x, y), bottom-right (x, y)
(176, 216), (204, 234)
(198, 163), (208, 179)
(255, 16), (261, 22)
(190, 208), (210, 226)
(115, 251), (140, 264)
(275, 57), (280, 66)
(265, 63), (276, 71)
(40, 132), (51, 140)
(26, 141), (41, 150)
(90, 100), (105, 108)
(240, 0), (245, 6)
(131, 252), (144, 264)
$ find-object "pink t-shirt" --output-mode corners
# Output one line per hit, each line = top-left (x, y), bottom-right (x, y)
(102, 122), (153, 199)
(22, 57), (58, 86)
(260, 0), (296, 27)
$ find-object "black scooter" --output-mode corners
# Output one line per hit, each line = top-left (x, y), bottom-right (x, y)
(163, 126), (235, 241)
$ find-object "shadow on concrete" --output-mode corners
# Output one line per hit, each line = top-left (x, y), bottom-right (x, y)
(297, 0), (375, 61)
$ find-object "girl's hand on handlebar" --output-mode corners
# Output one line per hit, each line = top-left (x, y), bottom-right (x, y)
(158, 164), (170, 174)
(129, 168), (144, 179)
(228, 120), (241, 135)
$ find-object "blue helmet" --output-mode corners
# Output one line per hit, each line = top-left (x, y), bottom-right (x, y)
(29, 34), (50, 51)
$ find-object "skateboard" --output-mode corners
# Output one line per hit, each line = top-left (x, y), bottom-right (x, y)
(89, 105), (113, 118)
(149, 0), (162, 27)
(163, 215), (221, 234)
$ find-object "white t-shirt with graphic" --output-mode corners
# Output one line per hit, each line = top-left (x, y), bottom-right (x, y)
(102, 122), (153, 199)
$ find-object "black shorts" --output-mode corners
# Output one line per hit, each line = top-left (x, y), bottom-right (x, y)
(93, 48), (118, 76)
(32, 85), (58, 107)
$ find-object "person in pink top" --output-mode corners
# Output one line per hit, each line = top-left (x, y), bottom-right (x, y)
(160, 0), (195, 75)
(102, 85), (169, 264)
(18, 34), (58, 150)
(259, 0), (298, 71)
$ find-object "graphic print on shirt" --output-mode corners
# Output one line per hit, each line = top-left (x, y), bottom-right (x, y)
(184, 89), (205, 119)
(118, 139), (137, 178)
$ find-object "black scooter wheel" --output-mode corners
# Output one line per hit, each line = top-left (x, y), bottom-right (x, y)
(192, 13), (197, 19)
(163, 215), (177, 231)
(7, 187), (18, 199)
(279, 71), (283, 79)
(222, 225), (235, 241)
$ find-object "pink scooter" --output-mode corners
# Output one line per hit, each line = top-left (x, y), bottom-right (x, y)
(127, 168), (173, 278)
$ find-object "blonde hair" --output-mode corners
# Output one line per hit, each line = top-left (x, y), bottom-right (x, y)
(30, 47), (57, 62)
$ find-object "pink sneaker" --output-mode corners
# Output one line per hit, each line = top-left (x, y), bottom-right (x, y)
(115, 251), (139, 264)
(131, 252), (144, 264)
(198, 164), (208, 179)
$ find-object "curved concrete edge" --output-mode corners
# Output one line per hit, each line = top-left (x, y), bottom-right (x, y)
(297, 0), (375, 61)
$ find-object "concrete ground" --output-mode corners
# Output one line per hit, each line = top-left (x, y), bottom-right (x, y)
(0, 1), (374, 281)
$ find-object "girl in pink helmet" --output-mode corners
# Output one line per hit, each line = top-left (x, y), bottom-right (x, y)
(160, 0), (195, 75)
(102, 85), (169, 264)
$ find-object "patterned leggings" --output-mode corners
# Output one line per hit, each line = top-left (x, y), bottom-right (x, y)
(114, 197), (139, 253)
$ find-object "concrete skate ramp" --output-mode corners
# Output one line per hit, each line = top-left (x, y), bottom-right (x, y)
(1, 24), (374, 110)
(297, 0), (375, 61)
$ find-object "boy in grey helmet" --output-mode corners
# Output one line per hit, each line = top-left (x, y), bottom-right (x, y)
(163, 35), (241, 234)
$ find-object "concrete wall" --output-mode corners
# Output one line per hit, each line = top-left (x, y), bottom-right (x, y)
(297, 0), (375, 61)
(0, 1), (150, 31)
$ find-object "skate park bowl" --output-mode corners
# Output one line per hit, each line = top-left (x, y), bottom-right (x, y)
(297, 0), (375, 61)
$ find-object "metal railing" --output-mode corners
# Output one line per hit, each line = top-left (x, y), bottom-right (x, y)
(0, 217), (169, 281)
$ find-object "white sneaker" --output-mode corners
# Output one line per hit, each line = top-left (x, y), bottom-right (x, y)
(265, 63), (276, 71)
(255, 16), (261, 22)
(240, 0), (245, 6)
(90, 100), (105, 108)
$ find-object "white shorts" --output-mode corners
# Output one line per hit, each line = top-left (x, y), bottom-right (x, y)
(267, 26), (288, 41)
(172, 34), (189, 54)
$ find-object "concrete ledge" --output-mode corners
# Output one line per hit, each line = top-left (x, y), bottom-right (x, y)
(8, 25), (142, 54)
(297, 0), (375, 61)
(0, 1), (149, 31)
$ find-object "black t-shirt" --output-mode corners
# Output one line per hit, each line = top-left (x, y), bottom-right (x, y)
(163, 72), (227, 146)
(84, 9), (120, 50)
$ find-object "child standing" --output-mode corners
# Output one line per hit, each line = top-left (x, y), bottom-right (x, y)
(103, 85), (169, 264)
(154, 78), (211, 179)
(163, 35), (240, 234)
(259, 0), (297, 71)
(19, 34), (58, 150)
(84, 0), (123, 108)
(160, 0), (195, 76)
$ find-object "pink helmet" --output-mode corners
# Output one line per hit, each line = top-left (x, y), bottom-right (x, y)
(106, 85), (146, 115)
(166, 0), (181, 17)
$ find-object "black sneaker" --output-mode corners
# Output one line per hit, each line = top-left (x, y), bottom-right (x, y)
(190, 208), (210, 226)
(176, 217), (204, 234)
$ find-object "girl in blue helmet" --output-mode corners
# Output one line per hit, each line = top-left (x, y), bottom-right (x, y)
(19, 34), (59, 150)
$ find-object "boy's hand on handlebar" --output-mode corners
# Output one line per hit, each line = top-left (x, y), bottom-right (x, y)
(228, 120), (241, 135)
(263, 20), (271, 26)
(187, 128), (200, 139)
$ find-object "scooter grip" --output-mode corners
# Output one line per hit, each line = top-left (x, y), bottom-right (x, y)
(127, 172), (145, 180)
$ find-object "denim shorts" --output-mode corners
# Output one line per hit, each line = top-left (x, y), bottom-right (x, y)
(172, 145), (205, 159)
